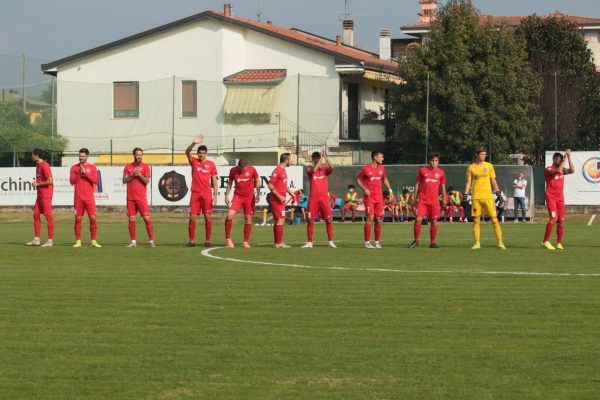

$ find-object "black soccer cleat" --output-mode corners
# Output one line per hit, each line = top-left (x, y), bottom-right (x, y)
(204, 241), (212, 248)
(408, 240), (419, 249)
(185, 242), (196, 248)
(430, 243), (440, 249)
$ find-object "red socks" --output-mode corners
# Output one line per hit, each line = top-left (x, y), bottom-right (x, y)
(75, 218), (82, 240)
(326, 222), (334, 241)
(414, 223), (422, 242)
(374, 223), (382, 241)
(205, 220), (212, 242)
(128, 220), (136, 240)
(90, 219), (97, 240)
(364, 222), (372, 241)
(307, 223), (314, 242)
(188, 219), (196, 242)
(430, 225), (438, 244)
(243, 223), (252, 242)
(34, 213), (41, 237)
(544, 222), (554, 242)
(274, 224), (284, 244)
(144, 219), (154, 241)
(225, 219), (233, 239)
(46, 214), (54, 240)
(557, 224), (565, 244)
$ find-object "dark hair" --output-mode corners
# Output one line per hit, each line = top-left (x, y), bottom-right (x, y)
(448, 186), (454, 192)
(383, 190), (390, 197)
(475, 146), (487, 154)
(402, 188), (409, 195)
(79, 148), (89, 155)
(237, 158), (248, 167)
(371, 150), (382, 159)
(347, 184), (355, 189)
(311, 151), (321, 159)
(132, 147), (143, 154)
(32, 148), (45, 158)
(280, 153), (291, 163)
(197, 145), (208, 153)
(429, 152), (440, 161)
(553, 152), (564, 160)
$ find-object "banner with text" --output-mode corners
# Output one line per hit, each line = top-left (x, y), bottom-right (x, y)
(545, 151), (600, 205)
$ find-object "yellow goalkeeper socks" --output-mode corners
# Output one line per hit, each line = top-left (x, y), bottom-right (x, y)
(473, 218), (481, 243)
(492, 218), (503, 243)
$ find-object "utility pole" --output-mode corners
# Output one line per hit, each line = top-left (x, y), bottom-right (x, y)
(22, 55), (27, 113)
(554, 71), (558, 150)
(425, 72), (430, 164)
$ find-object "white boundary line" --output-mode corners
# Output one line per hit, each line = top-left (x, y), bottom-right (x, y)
(200, 247), (600, 277)
(588, 214), (596, 226)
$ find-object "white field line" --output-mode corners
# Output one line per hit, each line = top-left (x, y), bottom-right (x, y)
(588, 214), (596, 226)
(201, 247), (600, 277)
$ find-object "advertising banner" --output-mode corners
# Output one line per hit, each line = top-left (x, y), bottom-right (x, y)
(545, 151), (600, 205)
(151, 166), (304, 207)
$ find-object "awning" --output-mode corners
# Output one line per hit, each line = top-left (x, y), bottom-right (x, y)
(223, 86), (278, 114)
(362, 71), (403, 85)
(95, 154), (190, 165)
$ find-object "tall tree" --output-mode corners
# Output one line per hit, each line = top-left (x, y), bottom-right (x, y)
(519, 15), (600, 161)
(389, 0), (540, 164)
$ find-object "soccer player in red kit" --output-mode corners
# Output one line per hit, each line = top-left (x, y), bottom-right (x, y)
(26, 148), (54, 247)
(69, 148), (101, 248)
(409, 152), (447, 248)
(224, 159), (260, 248)
(185, 134), (218, 247)
(302, 149), (336, 248)
(268, 153), (296, 248)
(356, 150), (394, 249)
(123, 147), (155, 248)
(542, 149), (575, 250)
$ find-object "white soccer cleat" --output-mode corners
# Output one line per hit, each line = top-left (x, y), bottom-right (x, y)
(26, 237), (40, 246)
(328, 241), (337, 248)
(40, 240), (53, 247)
(278, 242), (291, 248)
(126, 241), (137, 248)
(149, 241), (156, 248)
(301, 242), (313, 248)
(364, 241), (375, 249)
(375, 241), (382, 249)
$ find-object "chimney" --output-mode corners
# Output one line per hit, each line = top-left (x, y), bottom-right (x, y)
(224, 3), (233, 17)
(342, 20), (354, 46)
(419, 0), (437, 24)
(379, 29), (391, 61)
(336, 35), (342, 47)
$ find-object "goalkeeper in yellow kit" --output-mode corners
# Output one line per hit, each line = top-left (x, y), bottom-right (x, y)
(464, 146), (506, 250)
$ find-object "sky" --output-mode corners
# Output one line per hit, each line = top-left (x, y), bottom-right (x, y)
(1, 0), (600, 85)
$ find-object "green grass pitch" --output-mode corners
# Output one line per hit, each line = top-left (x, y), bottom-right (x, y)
(1, 212), (599, 399)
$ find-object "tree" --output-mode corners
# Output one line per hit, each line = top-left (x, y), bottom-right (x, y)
(388, 0), (540, 164)
(519, 15), (600, 160)
(0, 102), (67, 166)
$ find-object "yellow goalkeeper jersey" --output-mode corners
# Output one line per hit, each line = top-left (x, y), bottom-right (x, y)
(467, 162), (496, 200)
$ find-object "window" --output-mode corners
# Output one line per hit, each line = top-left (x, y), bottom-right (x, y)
(113, 82), (139, 118)
(182, 80), (197, 117)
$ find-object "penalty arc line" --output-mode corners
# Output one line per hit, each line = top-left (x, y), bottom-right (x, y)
(200, 247), (600, 277)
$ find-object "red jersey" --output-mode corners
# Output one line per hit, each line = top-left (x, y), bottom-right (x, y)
(124, 162), (150, 201)
(416, 166), (446, 205)
(229, 166), (258, 197)
(35, 161), (53, 198)
(70, 163), (98, 202)
(190, 157), (217, 194)
(358, 163), (387, 202)
(269, 166), (288, 203)
(306, 165), (332, 198)
(545, 166), (565, 199)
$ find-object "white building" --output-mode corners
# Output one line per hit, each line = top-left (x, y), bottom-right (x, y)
(42, 5), (399, 166)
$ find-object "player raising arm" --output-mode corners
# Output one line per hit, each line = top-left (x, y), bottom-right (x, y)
(542, 149), (575, 250)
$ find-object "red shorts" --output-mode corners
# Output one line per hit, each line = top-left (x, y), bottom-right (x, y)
(270, 199), (286, 220)
(364, 199), (384, 218)
(34, 196), (52, 215)
(229, 195), (255, 215)
(307, 197), (331, 220)
(127, 199), (150, 217)
(343, 204), (357, 211)
(190, 191), (213, 215)
(74, 198), (96, 216)
(546, 195), (565, 222)
(417, 202), (440, 220)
